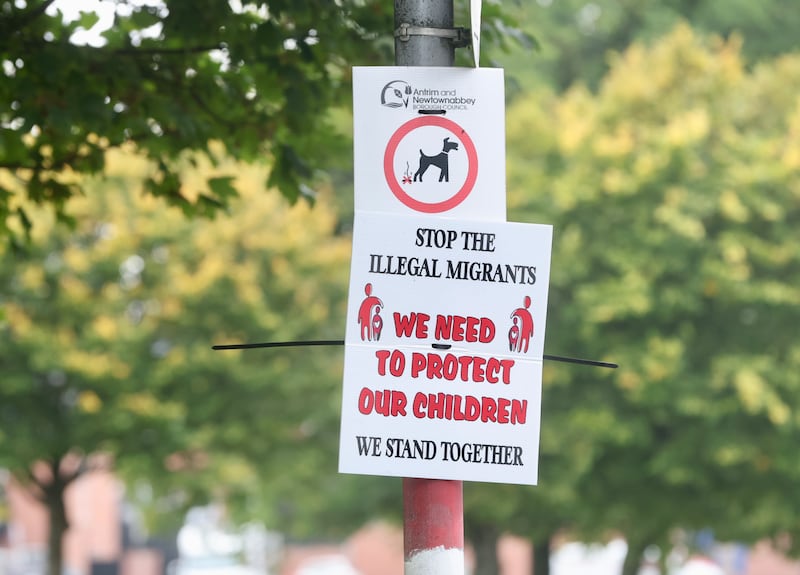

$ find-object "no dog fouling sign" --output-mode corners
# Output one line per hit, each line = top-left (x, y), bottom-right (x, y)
(352, 66), (506, 220)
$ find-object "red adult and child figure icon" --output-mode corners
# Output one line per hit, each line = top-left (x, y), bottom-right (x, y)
(358, 283), (384, 342)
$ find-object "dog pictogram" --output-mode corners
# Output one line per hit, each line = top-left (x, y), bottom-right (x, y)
(383, 116), (478, 213)
(413, 137), (459, 183)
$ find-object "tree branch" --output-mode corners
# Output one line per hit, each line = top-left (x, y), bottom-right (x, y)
(7, 0), (58, 31)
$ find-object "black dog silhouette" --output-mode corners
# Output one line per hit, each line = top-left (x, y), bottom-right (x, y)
(413, 137), (459, 182)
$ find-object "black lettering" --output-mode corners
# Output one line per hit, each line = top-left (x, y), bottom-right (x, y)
(356, 435), (382, 456)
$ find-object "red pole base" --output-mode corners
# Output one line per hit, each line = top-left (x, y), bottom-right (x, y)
(403, 478), (464, 575)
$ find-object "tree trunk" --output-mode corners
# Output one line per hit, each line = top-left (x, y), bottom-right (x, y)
(30, 458), (76, 575)
(45, 476), (69, 575)
(469, 524), (500, 575)
(621, 537), (647, 575)
(533, 537), (551, 575)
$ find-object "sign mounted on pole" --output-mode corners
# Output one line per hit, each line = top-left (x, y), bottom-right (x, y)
(353, 66), (506, 220)
(342, 65), (553, 487)
(338, 211), (552, 485)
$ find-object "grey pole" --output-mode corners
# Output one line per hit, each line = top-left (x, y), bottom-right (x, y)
(395, 1), (464, 574)
(394, 0), (455, 66)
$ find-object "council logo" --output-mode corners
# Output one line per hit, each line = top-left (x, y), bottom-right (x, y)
(380, 80), (412, 109)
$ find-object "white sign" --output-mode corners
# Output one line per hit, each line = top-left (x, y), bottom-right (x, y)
(339, 212), (552, 485)
(353, 67), (506, 220)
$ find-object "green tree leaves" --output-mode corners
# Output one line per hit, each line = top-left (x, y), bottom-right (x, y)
(502, 25), (800, 565)
(0, 150), (353, 571)
(0, 0), (398, 240)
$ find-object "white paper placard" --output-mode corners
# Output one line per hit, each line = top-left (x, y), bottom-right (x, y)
(353, 67), (506, 220)
(339, 212), (553, 485)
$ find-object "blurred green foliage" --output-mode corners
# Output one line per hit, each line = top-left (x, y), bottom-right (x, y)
(501, 0), (800, 93)
(494, 23), (800, 575)
(1, 0), (390, 240)
(0, 0), (521, 245)
(0, 149), (357, 552)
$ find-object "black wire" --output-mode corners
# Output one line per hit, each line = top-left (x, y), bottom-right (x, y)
(213, 340), (344, 350)
(212, 340), (618, 369)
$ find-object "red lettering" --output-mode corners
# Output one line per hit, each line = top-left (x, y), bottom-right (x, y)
(485, 357), (500, 383)
(511, 399), (528, 424)
(426, 353), (443, 379)
(392, 391), (408, 416)
(442, 354), (458, 380)
(451, 394), (464, 420)
(497, 397), (510, 424)
(393, 312), (415, 337)
(411, 352), (425, 378)
(401, 352), (514, 384)
(434, 314), (452, 340)
(393, 312), (430, 338)
(428, 392), (445, 419)
(479, 318), (495, 343)
(451, 315), (466, 340)
(458, 355), (472, 381)
(481, 396), (497, 422)
(412, 392), (426, 418)
(408, 393), (527, 424)
(465, 395), (480, 421)
(470, 356), (486, 382)
(375, 350), (390, 376)
(434, 315), (494, 343)
(375, 390), (390, 416)
(358, 387), (374, 414)
(501, 359), (514, 384)
(388, 350), (405, 376)
(361, 389), (406, 416)
(415, 313), (430, 338)
(465, 316), (479, 342)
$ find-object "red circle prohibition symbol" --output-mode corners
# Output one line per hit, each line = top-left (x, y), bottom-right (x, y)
(383, 116), (478, 213)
